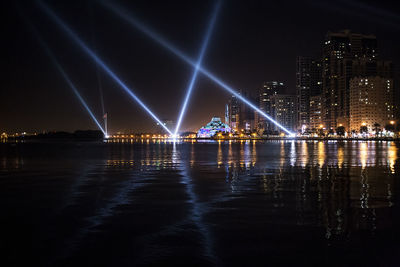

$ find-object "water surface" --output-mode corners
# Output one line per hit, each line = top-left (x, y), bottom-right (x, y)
(0, 140), (399, 266)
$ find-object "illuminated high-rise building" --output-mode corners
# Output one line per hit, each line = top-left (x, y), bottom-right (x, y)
(309, 95), (323, 130)
(349, 77), (394, 132)
(257, 81), (286, 133)
(225, 104), (229, 125)
(270, 94), (297, 132)
(322, 30), (378, 130)
(228, 95), (240, 132)
(296, 57), (322, 129)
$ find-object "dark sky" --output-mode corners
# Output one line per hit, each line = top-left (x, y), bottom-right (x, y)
(2, 0), (400, 133)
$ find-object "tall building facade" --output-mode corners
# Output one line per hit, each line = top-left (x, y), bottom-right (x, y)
(257, 81), (286, 133)
(228, 95), (240, 132)
(309, 95), (323, 130)
(296, 57), (322, 129)
(224, 104), (229, 125)
(349, 77), (394, 132)
(270, 94), (297, 132)
(322, 30), (378, 130)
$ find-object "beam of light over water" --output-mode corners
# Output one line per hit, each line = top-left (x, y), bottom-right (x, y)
(23, 18), (106, 135)
(102, 1), (294, 135)
(174, 1), (220, 135)
(38, 1), (172, 135)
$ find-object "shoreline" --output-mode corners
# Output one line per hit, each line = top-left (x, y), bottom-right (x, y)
(2, 137), (399, 143)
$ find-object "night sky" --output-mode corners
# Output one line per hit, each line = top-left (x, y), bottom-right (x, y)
(3, 0), (400, 133)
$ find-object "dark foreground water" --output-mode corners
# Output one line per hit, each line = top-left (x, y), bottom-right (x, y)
(0, 140), (399, 266)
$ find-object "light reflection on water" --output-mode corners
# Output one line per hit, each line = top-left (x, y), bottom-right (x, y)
(0, 140), (399, 265)
(106, 140), (398, 233)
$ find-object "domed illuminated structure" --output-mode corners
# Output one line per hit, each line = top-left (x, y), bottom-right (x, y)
(197, 117), (231, 138)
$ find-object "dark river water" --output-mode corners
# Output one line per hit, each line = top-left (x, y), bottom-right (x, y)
(0, 140), (399, 266)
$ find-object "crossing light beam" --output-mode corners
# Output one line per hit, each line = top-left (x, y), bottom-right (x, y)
(103, 1), (294, 136)
(38, 1), (173, 135)
(174, 1), (220, 136)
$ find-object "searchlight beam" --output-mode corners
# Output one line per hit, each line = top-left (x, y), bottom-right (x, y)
(24, 18), (106, 135)
(103, 1), (294, 135)
(39, 1), (173, 135)
(174, 1), (220, 136)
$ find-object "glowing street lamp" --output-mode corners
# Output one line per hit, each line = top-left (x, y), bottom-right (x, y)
(390, 120), (395, 125)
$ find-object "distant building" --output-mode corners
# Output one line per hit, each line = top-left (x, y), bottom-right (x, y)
(349, 77), (394, 132)
(296, 57), (322, 129)
(309, 95), (323, 130)
(197, 117), (231, 138)
(225, 104), (229, 125)
(395, 72), (400, 121)
(228, 90), (257, 133)
(270, 94), (297, 132)
(228, 95), (240, 132)
(257, 81), (286, 132)
(239, 90), (256, 132)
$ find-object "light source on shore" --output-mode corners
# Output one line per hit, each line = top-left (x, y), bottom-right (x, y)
(390, 120), (395, 125)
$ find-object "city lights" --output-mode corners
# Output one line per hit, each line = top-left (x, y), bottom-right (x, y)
(102, 1), (294, 135)
(3, 3), (400, 266)
(39, 1), (173, 135)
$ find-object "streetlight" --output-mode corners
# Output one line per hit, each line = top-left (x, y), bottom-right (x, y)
(390, 120), (395, 125)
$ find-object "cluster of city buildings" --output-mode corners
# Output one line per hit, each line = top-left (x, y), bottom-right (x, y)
(222, 30), (399, 137)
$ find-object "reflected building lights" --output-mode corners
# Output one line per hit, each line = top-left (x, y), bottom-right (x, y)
(251, 141), (257, 166)
(243, 141), (251, 169)
(360, 142), (368, 169)
(388, 142), (397, 173)
(290, 141), (296, 166)
(300, 141), (309, 167)
(280, 141), (285, 168)
(337, 145), (344, 169)
(318, 141), (325, 167)
(217, 141), (223, 167)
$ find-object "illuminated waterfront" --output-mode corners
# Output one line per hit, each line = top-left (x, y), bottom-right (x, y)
(0, 140), (399, 265)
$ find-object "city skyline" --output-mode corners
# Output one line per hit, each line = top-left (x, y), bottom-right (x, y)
(3, 1), (400, 134)
(2, 2), (400, 266)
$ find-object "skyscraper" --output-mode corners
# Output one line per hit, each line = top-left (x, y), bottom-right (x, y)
(296, 56), (322, 129)
(228, 95), (240, 132)
(322, 30), (378, 129)
(257, 81), (286, 133)
(225, 104), (229, 125)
